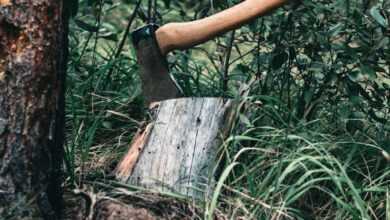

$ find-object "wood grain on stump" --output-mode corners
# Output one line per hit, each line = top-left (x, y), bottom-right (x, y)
(116, 98), (234, 198)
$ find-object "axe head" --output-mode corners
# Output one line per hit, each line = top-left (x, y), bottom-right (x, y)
(132, 24), (179, 105)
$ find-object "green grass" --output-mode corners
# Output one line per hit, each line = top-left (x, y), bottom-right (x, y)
(212, 101), (389, 219)
(65, 1), (390, 219)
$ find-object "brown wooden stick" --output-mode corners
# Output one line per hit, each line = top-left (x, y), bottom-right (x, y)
(156, 0), (287, 54)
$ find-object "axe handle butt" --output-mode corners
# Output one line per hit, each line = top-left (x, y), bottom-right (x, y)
(156, 0), (287, 55)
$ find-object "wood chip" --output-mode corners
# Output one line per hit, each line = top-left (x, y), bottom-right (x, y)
(115, 123), (154, 181)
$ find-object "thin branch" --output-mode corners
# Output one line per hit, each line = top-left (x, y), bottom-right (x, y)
(152, 0), (157, 24)
(148, 0), (153, 23)
(222, 30), (236, 93)
(105, 0), (142, 81)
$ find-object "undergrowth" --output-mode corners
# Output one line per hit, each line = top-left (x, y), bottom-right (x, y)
(65, 0), (389, 219)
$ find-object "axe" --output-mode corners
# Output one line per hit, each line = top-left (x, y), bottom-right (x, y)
(132, 0), (286, 104)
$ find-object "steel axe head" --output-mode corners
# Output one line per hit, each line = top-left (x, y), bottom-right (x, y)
(132, 24), (179, 105)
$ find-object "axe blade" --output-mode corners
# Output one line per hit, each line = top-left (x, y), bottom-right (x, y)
(132, 24), (179, 105)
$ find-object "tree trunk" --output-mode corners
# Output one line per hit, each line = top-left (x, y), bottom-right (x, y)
(116, 98), (235, 198)
(0, 0), (68, 219)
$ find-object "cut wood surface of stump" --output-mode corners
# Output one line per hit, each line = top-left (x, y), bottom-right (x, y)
(116, 98), (235, 198)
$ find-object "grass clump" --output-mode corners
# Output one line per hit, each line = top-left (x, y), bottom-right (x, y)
(212, 97), (389, 219)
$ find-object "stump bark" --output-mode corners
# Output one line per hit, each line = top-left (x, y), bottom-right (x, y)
(116, 98), (235, 198)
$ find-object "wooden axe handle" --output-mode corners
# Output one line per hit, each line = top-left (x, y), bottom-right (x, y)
(156, 0), (287, 55)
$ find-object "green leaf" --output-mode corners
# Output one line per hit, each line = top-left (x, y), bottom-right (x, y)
(370, 6), (388, 28)
(99, 29), (118, 41)
(102, 121), (112, 129)
(360, 65), (377, 80)
(239, 114), (252, 127)
(304, 88), (314, 104)
(74, 19), (99, 33)
(348, 71), (362, 82)
(329, 23), (344, 37)
(350, 95), (363, 105)
(382, 78), (390, 87)
(207, 162), (239, 220)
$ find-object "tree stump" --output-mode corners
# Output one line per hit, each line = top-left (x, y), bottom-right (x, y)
(116, 98), (235, 198)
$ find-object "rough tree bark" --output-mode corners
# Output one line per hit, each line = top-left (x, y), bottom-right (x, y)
(0, 0), (68, 219)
